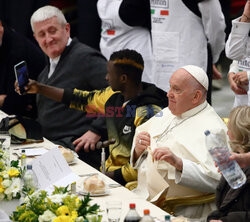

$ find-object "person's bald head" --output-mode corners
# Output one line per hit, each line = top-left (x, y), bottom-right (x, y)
(167, 66), (207, 116)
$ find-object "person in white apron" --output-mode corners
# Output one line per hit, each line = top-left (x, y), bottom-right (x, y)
(150, 0), (226, 100)
(226, 0), (250, 61)
(97, 0), (153, 84)
(228, 57), (250, 107)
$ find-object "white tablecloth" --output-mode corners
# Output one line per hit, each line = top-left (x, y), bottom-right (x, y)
(0, 110), (170, 221)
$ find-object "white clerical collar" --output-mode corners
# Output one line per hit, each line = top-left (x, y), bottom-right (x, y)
(180, 101), (208, 119)
(67, 37), (72, 46)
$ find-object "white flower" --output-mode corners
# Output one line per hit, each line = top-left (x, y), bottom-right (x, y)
(23, 190), (40, 204)
(2, 179), (11, 188)
(75, 216), (84, 222)
(2, 172), (9, 179)
(9, 178), (21, 197)
(38, 210), (56, 222)
(5, 191), (13, 200)
(48, 193), (67, 203)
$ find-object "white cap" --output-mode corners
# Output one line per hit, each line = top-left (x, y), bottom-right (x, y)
(181, 65), (208, 90)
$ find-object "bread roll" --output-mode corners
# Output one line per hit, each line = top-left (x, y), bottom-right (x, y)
(60, 147), (74, 163)
(83, 175), (106, 194)
(171, 216), (188, 222)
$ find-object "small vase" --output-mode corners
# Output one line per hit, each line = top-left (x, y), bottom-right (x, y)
(0, 199), (20, 216)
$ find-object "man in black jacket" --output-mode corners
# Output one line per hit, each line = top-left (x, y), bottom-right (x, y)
(29, 5), (107, 168)
(0, 21), (45, 118)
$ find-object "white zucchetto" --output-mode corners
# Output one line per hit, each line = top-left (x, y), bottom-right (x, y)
(182, 65), (209, 90)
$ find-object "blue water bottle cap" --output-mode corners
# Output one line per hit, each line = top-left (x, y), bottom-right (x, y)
(165, 215), (171, 220)
(27, 164), (32, 169)
(204, 130), (210, 136)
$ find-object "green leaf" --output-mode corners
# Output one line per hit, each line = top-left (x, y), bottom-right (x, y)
(10, 160), (19, 168)
(77, 194), (100, 218)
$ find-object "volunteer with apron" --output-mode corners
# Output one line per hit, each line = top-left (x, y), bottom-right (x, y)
(150, 0), (226, 94)
(97, 0), (153, 84)
(228, 57), (250, 107)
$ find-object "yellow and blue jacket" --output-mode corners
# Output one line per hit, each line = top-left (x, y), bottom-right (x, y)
(62, 82), (168, 185)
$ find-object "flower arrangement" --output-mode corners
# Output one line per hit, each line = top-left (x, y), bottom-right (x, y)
(0, 147), (23, 200)
(10, 186), (101, 222)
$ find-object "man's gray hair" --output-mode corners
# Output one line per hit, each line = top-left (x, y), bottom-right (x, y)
(30, 5), (67, 32)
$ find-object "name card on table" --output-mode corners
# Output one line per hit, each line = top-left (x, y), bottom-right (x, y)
(31, 148), (79, 193)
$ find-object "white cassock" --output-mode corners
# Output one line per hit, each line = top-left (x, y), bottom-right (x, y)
(130, 101), (228, 218)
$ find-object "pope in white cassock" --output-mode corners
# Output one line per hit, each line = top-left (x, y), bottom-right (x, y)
(130, 65), (228, 219)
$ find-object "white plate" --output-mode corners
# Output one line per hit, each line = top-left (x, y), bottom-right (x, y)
(78, 189), (110, 197)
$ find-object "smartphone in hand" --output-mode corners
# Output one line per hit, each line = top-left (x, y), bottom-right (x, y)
(14, 61), (29, 95)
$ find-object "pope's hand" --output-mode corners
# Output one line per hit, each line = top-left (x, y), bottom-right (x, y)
(152, 147), (183, 172)
(134, 131), (150, 160)
(73, 130), (101, 152)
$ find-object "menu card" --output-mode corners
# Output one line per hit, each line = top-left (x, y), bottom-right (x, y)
(31, 148), (79, 193)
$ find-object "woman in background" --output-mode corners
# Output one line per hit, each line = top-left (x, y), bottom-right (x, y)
(207, 106), (250, 222)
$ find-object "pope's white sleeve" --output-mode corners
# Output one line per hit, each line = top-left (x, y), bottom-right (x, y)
(226, 17), (250, 60)
(198, 0), (226, 64)
(175, 158), (220, 193)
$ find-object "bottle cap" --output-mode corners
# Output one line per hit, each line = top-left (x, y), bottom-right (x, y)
(204, 130), (210, 136)
(129, 203), (136, 209)
(27, 164), (32, 169)
(165, 215), (171, 220)
(143, 209), (150, 215)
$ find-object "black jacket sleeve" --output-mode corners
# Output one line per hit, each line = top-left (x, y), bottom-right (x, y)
(119, 0), (151, 30)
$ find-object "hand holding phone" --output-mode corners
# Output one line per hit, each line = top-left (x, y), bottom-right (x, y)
(14, 61), (29, 95)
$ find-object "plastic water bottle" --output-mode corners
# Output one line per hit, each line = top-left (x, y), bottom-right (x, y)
(23, 164), (38, 191)
(204, 130), (246, 189)
(124, 203), (141, 222)
(139, 209), (154, 222)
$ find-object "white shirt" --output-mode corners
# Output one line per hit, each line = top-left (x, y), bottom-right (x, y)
(226, 17), (250, 60)
(48, 38), (72, 78)
(150, 0), (226, 91)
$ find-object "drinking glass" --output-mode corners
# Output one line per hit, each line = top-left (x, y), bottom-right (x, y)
(106, 200), (122, 222)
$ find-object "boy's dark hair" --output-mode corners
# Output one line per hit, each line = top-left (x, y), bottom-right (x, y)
(110, 49), (144, 86)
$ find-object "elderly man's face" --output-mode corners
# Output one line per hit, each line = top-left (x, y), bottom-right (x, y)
(167, 69), (197, 116)
(33, 16), (70, 59)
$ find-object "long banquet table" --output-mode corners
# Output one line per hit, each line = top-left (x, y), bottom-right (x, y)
(0, 110), (170, 221)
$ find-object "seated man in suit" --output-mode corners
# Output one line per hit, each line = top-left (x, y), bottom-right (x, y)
(28, 5), (108, 169)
